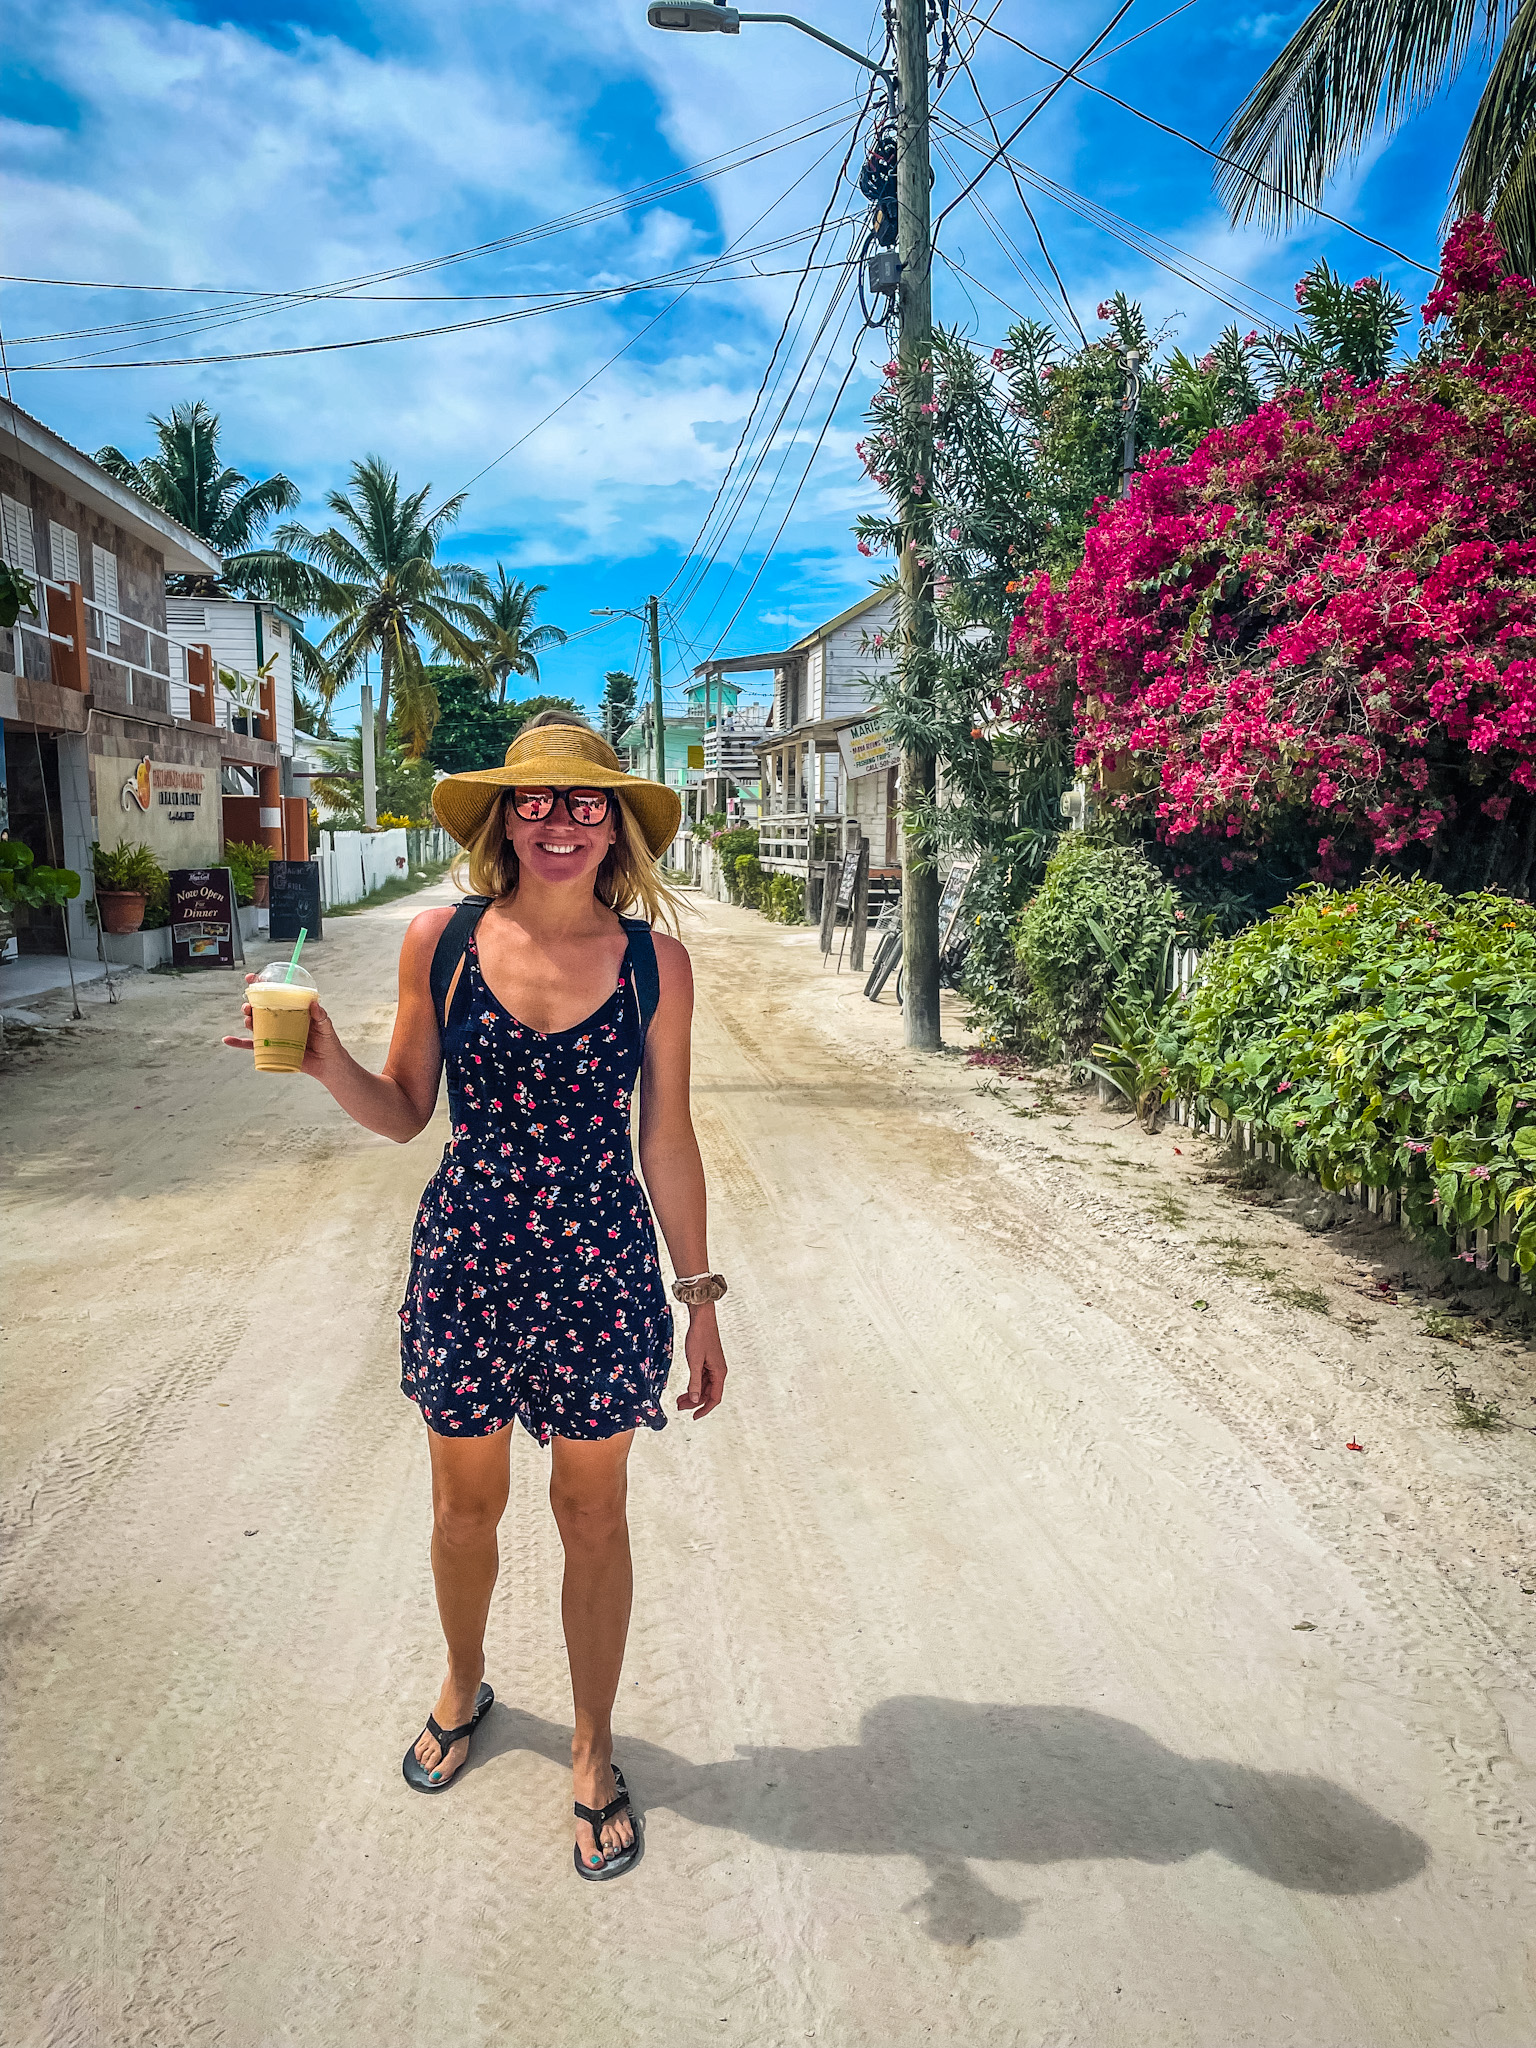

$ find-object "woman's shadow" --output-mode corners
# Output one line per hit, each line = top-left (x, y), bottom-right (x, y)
(471, 1695), (1428, 1945)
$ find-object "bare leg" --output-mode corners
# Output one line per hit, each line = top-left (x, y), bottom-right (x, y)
(413, 1422), (512, 1784)
(549, 1431), (637, 1866)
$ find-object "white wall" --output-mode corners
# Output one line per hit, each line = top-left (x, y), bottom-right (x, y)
(164, 597), (295, 755)
(823, 593), (897, 719)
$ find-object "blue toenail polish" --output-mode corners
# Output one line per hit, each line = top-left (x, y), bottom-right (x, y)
(431, 1772), (441, 1781)
(590, 1855), (601, 1865)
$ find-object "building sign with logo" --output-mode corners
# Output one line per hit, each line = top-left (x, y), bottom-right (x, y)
(837, 717), (901, 779)
(92, 755), (220, 866)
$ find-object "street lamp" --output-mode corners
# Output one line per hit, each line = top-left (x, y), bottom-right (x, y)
(645, 0), (941, 1048)
(646, 3), (895, 98)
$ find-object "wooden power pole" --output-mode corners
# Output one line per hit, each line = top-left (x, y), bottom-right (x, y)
(895, 0), (939, 1048)
(647, 594), (666, 789)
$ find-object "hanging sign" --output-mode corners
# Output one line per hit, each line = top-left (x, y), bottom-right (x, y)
(268, 860), (323, 944)
(169, 867), (238, 968)
(837, 716), (901, 779)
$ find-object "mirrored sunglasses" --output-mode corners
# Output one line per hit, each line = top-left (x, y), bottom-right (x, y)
(511, 786), (613, 826)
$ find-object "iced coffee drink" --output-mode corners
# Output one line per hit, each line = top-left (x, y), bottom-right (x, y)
(250, 963), (318, 1073)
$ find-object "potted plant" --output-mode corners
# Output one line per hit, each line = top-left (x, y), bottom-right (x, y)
(226, 839), (272, 906)
(91, 840), (166, 935)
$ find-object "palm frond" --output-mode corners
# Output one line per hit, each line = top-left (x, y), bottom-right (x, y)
(1218, 0), (1509, 228)
(1456, 0), (1536, 268)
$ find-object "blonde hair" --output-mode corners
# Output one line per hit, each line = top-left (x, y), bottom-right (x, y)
(451, 713), (685, 932)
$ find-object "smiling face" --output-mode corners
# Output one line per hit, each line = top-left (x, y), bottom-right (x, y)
(504, 787), (617, 892)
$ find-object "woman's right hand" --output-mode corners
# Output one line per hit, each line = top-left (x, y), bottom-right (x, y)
(221, 975), (345, 1084)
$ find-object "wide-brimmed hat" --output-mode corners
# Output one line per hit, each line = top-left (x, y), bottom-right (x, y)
(431, 722), (681, 857)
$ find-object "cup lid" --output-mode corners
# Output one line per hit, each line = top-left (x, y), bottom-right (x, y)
(252, 962), (317, 991)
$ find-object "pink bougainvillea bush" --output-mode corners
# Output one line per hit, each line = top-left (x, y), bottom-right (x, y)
(1002, 220), (1536, 887)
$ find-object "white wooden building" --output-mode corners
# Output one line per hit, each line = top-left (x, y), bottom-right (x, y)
(694, 590), (901, 878)
(164, 597), (299, 760)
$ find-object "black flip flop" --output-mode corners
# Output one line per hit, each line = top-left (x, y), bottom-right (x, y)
(574, 1764), (642, 1881)
(402, 1681), (494, 1793)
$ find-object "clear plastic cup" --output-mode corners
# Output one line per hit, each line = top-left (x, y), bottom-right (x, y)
(249, 962), (318, 1073)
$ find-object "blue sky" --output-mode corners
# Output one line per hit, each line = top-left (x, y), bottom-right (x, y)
(2, 0), (1494, 731)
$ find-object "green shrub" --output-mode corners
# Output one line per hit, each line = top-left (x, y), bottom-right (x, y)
(765, 872), (807, 924)
(733, 852), (766, 909)
(1014, 838), (1185, 1061)
(92, 839), (171, 927)
(0, 840), (79, 912)
(713, 824), (758, 863)
(1162, 877), (1536, 1270)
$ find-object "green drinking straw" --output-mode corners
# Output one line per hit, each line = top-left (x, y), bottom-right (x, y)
(284, 928), (308, 983)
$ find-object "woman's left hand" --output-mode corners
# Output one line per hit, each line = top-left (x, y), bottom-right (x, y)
(677, 1304), (728, 1421)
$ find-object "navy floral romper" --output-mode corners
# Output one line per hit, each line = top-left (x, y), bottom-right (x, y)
(399, 930), (674, 1442)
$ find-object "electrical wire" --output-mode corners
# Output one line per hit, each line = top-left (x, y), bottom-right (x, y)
(971, 16), (1435, 274)
(15, 228), (863, 372)
(934, 110), (1293, 326)
(945, 32), (1087, 342)
(0, 98), (860, 319)
(930, 0), (1141, 246)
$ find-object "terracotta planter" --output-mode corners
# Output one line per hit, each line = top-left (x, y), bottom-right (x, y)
(96, 889), (147, 935)
(253, 874), (270, 908)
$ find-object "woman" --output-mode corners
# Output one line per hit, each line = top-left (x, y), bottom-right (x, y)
(225, 714), (728, 1880)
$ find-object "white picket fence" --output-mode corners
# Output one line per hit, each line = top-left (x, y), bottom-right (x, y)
(317, 829), (407, 909)
(1107, 943), (1530, 1291)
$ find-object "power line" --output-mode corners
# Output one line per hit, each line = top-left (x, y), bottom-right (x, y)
(946, 33), (1087, 343)
(931, 0), (1141, 245)
(443, 124), (867, 508)
(14, 228), (862, 372)
(971, 16), (1435, 274)
(661, 56), (888, 611)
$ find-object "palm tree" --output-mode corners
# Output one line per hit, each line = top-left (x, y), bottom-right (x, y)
(95, 401), (300, 597)
(272, 457), (488, 755)
(459, 568), (569, 704)
(1218, 3), (1536, 275)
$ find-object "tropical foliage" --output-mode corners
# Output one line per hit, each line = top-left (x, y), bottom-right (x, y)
(1013, 837), (1190, 1062)
(1158, 877), (1536, 1271)
(1218, 0), (1536, 277)
(0, 839), (79, 912)
(423, 668), (579, 776)
(309, 730), (437, 829)
(1002, 220), (1536, 901)
(600, 669), (640, 745)
(95, 401), (301, 597)
(458, 568), (568, 704)
(273, 456), (487, 755)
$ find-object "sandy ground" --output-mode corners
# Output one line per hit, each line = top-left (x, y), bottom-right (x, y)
(3, 885), (1534, 2048)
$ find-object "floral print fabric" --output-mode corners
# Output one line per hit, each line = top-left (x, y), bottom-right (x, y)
(399, 932), (673, 1442)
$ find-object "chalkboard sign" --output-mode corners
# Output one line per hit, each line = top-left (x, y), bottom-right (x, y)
(268, 859), (323, 944)
(169, 867), (239, 968)
(836, 848), (859, 909)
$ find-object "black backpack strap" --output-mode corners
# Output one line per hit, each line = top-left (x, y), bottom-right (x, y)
(430, 895), (491, 1035)
(618, 915), (660, 1041)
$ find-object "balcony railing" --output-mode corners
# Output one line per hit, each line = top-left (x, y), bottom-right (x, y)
(7, 570), (264, 732)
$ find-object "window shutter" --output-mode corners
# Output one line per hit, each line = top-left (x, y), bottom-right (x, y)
(1, 495), (38, 577)
(49, 520), (81, 586)
(92, 543), (121, 645)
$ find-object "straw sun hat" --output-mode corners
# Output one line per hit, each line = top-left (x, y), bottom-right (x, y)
(431, 721), (682, 858)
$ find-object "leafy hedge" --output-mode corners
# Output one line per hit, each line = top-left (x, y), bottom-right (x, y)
(1161, 877), (1536, 1270)
(1014, 837), (1187, 1059)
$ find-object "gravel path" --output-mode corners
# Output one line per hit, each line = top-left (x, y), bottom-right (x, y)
(3, 887), (1532, 2047)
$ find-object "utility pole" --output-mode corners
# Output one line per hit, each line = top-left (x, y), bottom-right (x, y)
(895, 0), (939, 1048)
(360, 669), (378, 830)
(1120, 348), (1144, 496)
(647, 594), (666, 789)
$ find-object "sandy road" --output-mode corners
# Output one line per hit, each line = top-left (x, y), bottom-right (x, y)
(3, 885), (1533, 2048)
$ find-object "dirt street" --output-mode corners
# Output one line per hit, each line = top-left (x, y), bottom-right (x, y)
(3, 885), (1534, 2048)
